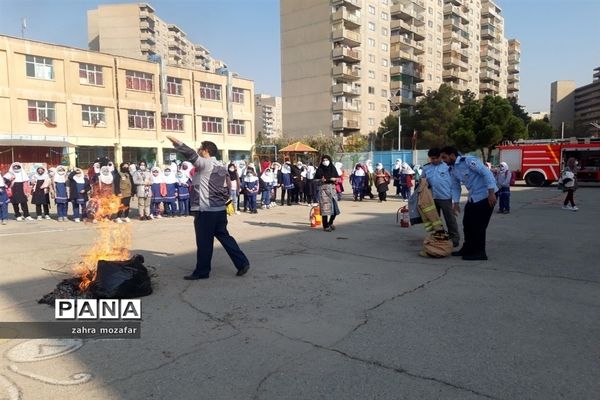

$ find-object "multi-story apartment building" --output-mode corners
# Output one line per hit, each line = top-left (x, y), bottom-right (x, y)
(255, 94), (283, 138)
(87, 3), (226, 72)
(0, 35), (255, 168)
(281, 0), (520, 139)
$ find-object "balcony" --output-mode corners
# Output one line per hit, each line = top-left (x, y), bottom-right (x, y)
(391, 4), (426, 26)
(443, 55), (469, 71)
(332, 8), (361, 29)
(391, 35), (425, 55)
(332, 0), (361, 10)
(508, 63), (520, 74)
(332, 64), (361, 82)
(508, 82), (520, 92)
(443, 30), (469, 47)
(443, 44), (469, 59)
(443, 69), (470, 82)
(332, 83), (361, 96)
(390, 44), (420, 63)
(332, 28), (361, 47)
(332, 117), (360, 131)
(332, 47), (361, 63)
(332, 101), (361, 112)
(391, 65), (424, 81)
(139, 20), (155, 31)
(390, 94), (416, 107)
(391, 19), (426, 40)
(481, 60), (500, 72)
(479, 82), (498, 92)
(481, 27), (496, 39)
(140, 42), (156, 52)
(444, 4), (469, 23)
(481, 49), (501, 61)
(509, 54), (520, 63)
(479, 71), (499, 82)
(508, 74), (520, 82)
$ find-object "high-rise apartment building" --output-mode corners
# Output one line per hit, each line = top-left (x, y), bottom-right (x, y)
(281, 0), (520, 139)
(550, 80), (576, 136)
(255, 94), (283, 138)
(87, 3), (226, 72)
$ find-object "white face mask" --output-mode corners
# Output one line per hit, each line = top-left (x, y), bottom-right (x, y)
(322, 160), (330, 167)
(139, 165), (146, 171)
(376, 166), (382, 170)
(164, 171), (171, 176)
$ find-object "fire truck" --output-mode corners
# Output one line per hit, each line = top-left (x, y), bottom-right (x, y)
(497, 138), (600, 186)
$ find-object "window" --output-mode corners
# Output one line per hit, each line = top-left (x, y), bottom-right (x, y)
(125, 70), (153, 92)
(127, 110), (155, 129)
(368, 5), (376, 14)
(368, 38), (376, 47)
(166, 77), (183, 96)
(232, 87), (245, 104)
(381, 43), (388, 51)
(25, 55), (53, 80)
(200, 82), (222, 100)
(79, 63), (103, 86)
(81, 105), (105, 126)
(381, 12), (388, 20)
(381, 27), (388, 36)
(228, 119), (245, 135)
(369, 54), (376, 63)
(381, 89), (388, 97)
(368, 70), (375, 79)
(382, 74), (388, 82)
(368, 118), (375, 126)
(368, 22), (375, 31)
(27, 100), (55, 122)
(381, 104), (388, 113)
(368, 86), (375, 94)
(428, 47), (433, 55)
(381, 0), (388, 4)
(381, 59), (388, 67)
(428, 7), (433, 14)
(368, 102), (375, 111)
(202, 116), (223, 133)
(428, 73), (432, 81)
(428, 20), (433, 28)
(161, 113), (184, 131)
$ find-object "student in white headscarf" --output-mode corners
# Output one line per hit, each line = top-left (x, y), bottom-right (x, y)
(31, 165), (52, 220)
(150, 166), (165, 218)
(495, 162), (512, 214)
(162, 165), (178, 217)
(68, 167), (91, 222)
(260, 167), (275, 209)
(392, 159), (403, 197)
(3, 162), (33, 221)
(52, 165), (69, 222)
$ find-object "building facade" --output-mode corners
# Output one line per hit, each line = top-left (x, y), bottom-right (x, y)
(0, 35), (255, 168)
(87, 3), (226, 72)
(281, 0), (520, 139)
(574, 66), (600, 136)
(550, 80), (576, 136)
(254, 94), (283, 138)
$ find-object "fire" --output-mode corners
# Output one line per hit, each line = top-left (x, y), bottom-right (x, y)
(74, 194), (131, 291)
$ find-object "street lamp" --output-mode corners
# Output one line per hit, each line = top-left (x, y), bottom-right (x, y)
(388, 96), (401, 151)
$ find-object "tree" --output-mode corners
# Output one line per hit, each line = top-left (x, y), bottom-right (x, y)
(343, 133), (369, 153)
(414, 84), (461, 148)
(449, 90), (480, 152)
(476, 96), (517, 160)
(528, 119), (554, 139)
(508, 97), (531, 125)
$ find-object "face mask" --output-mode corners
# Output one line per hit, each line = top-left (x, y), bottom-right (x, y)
(121, 166), (129, 172)
(322, 160), (330, 167)
(164, 171), (171, 176)
(376, 166), (382, 170)
(58, 169), (65, 175)
(229, 168), (235, 172)
(13, 167), (21, 172)
(37, 169), (44, 175)
(139, 165), (146, 171)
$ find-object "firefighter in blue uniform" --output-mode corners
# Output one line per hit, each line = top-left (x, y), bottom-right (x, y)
(440, 146), (497, 260)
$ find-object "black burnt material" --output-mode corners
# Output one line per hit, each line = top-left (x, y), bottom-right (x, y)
(39, 254), (153, 305)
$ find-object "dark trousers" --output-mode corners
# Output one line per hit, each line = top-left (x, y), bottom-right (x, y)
(178, 199), (189, 215)
(462, 198), (494, 256)
(164, 201), (177, 216)
(57, 202), (68, 218)
(435, 198), (460, 247)
(564, 189), (575, 207)
(247, 194), (257, 211)
(322, 215), (337, 229)
(13, 202), (30, 218)
(281, 188), (292, 205)
(35, 204), (50, 216)
(117, 197), (131, 218)
(378, 191), (387, 201)
(72, 201), (86, 219)
(193, 210), (249, 277)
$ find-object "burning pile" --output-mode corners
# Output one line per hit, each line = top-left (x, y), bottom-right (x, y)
(40, 194), (152, 305)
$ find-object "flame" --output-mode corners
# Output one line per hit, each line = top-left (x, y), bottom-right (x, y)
(74, 194), (131, 291)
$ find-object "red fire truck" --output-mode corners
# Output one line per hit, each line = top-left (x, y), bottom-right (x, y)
(497, 138), (600, 186)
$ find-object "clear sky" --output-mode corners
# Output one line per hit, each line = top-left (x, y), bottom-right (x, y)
(0, 0), (598, 114)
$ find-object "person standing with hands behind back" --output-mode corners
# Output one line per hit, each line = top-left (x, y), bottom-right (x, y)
(440, 146), (497, 261)
(166, 135), (250, 280)
(314, 155), (341, 232)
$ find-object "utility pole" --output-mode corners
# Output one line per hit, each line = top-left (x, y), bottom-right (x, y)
(388, 95), (401, 151)
(21, 18), (26, 38)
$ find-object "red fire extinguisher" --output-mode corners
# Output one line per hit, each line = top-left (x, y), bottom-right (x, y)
(397, 205), (410, 228)
(309, 205), (322, 228)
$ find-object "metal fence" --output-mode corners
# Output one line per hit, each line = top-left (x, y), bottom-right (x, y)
(335, 150), (431, 172)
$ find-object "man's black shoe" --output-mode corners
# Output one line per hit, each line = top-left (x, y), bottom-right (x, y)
(462, 254), (488, 261)
(236, 264), (250, 277)
(184, 274), (209, 280)
(451, 248), (464, 256)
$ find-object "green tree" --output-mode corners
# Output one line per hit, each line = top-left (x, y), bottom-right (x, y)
(343, 133), (369, 152)
(414, 84), (461, 148)
(449, 90), (480, 152)
(476, 95), (516, 160)
(508, 97), (531, 125)
(528, 119), (554, 139)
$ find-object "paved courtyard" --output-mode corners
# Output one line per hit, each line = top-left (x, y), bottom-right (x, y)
(0, 185), (598, 400)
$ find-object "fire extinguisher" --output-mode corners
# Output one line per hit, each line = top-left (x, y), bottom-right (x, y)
(310, 205), (322, 228)
(397, 205), (410, 228)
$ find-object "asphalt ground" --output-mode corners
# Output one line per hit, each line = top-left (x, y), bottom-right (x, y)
(0, 184), (598, 400)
